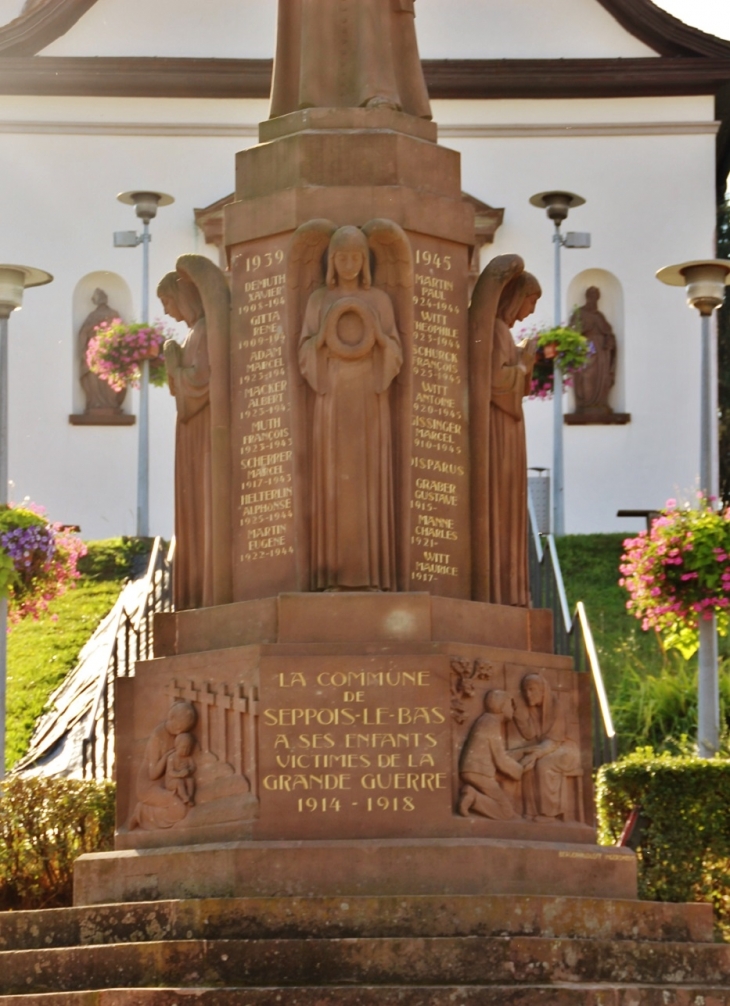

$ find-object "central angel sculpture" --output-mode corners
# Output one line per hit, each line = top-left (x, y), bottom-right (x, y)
(288, 219), (414, 592)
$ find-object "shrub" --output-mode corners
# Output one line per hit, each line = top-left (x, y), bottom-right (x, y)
(0, 777), (115, 909)
(610, 660), (730, 754)
(597, 751), (730, 936)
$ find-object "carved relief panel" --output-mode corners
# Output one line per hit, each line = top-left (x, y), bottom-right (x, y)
(120, 667), (260, 842)
(451, 661), (590, 828)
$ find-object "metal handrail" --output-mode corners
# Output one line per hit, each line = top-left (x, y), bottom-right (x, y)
(528, 504), (617, 765)
(82, 536), (174, 779)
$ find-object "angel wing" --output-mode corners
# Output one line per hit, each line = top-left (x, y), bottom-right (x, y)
(362, 218), (414, 591)
(175, 254), (232, 606)
(285, 220), (337, 591)
(286, 220), (337, 378)
(468, 254), (525, 604)
(363, 218), (414, 357)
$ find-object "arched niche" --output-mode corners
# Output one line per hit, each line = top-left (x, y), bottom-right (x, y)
(70, 271), (134, 421)
(565, 268), (627, 419)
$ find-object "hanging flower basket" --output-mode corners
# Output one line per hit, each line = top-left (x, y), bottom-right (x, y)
(0, 504), (86, 624)
(86, 320), (171, 392)
(524, 325), (593, 400)
(619, 497), (730, 659)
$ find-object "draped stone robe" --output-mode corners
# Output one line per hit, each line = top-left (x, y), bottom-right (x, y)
(489, 320), (534, 607)
(270, 0), (431, 119)
(299, 287), (403, 591)
(170, 319), (213, 611)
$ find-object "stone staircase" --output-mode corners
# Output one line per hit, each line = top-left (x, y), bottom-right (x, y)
(0, 894), (726, 1003)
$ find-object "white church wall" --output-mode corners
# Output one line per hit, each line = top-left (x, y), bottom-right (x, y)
(39, 0), (657, 60)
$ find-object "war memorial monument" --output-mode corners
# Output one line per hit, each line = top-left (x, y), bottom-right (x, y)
(70, 0), (640, 906)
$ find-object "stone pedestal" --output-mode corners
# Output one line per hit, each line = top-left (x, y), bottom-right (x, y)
(76, 590), (627, 905)
(74, 836), (636, 906)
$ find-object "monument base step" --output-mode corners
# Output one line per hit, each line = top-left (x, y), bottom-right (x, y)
(1, 988), (730, 1006)
(73, 837), (637, 906)
(0, 894), (713, 950)
(0, 893), (724, 1001)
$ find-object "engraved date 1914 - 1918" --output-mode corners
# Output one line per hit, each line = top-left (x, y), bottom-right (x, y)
(298, 796), (415, 813)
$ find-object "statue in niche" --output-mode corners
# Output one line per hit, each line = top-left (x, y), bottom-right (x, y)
(458, 689), (524, 821)
(289, 220), (413, 591)
(469, 256), (541, 607)
(158, 255), (231, 611)
(78, 288), (127, 414)
(270, 0), (431, 120)
(512, 672), (582, 823)
(570, 287), (617, 416)
(129, 700), (198, 831)
(164, 732), (196, 807)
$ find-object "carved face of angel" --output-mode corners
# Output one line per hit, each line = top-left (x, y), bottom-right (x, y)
(326, 226), (372, 289)
(516, 292), (540, 323)
(334, 248), (365, 283)
(160, 294), (184, 323)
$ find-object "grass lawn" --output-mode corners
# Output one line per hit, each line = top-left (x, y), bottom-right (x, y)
(555, 533), (662, 688)
(6, 538), (148, 772)
(555, 533), (730, 754)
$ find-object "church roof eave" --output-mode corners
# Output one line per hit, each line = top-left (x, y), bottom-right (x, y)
(3, 0), (730, 61)
(596, 0), (730, 58)
(0, 0), (98, 57)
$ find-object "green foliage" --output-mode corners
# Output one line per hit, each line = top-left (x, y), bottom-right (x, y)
(529, 325), (591, 399)
(77, 537), (151, 582)
(0, 506), (45, 534)
(555, 533), (663, 686)
(718, 199), (730, 504)
(0, 549), (17, 599)
(6, 538), (147, 772)
(610, 662), (730, 755)
(555, 533), (730, 755)
(537, 325), (592, 371)
(597, 751), (730, 936)
(6, 580), (123, 771)
(0, 777), (115, 910)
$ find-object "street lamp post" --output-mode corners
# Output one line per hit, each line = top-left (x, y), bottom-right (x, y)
(657, 258), (730, 758)
(115, 190), (174, 538)
(530, 191), (589, 536)
(0, 264), (52, 778)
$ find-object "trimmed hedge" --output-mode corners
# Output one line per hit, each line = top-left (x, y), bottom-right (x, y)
(0, 777), (115, 910)
(597, 751), (730, 935)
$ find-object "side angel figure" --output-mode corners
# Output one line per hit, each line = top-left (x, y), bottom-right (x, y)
(158, 255), (232, 611)
(469, 255), (541, 607)
(287, 219), (414, 591)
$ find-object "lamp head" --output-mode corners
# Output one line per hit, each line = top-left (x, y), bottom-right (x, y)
(656, 259), (730, 317)
(117, 190), (174, 225)
(530, 190), (586, 227)
(0, 265), (53, 318)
